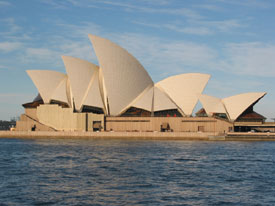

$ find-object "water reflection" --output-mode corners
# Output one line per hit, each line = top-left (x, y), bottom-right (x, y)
(0, 138), (275, 205)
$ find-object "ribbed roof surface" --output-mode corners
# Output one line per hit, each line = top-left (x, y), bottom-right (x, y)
(222, 92), (266, 121)
(199, 94), (226, 116)
(156, 73), (210, 116)
(62, 56), (102, 111)
(83, 69), (104, 109)
(132, 86), (154, 112)
(154, 86), (178, 112)
(89, 34), (154, 116)
(27, 70), (68, 104)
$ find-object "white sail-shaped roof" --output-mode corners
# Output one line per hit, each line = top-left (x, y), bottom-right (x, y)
(156, 73), (210, 116)
(89, 34), (154, 116)
(62, 56), (102, 111)
(222, 92), (266, 121)
(27, 70), (68, 104)
(132, 86), (154, 112)
(130, 86), (179, 112)
(154, 86), (178, 112)
(199, 94), (226, 116)
(83, 69), (104, 109)
(51, 77), (69, 104)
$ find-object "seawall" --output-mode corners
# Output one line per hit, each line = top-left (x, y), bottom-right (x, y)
(1, 131), (275, 141)
(0, 131), (213, 140)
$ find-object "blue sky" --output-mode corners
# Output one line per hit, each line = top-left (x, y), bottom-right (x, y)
(0, 0), (275, 120)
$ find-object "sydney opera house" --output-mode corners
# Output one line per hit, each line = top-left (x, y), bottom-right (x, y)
(16, 34), (269, 133)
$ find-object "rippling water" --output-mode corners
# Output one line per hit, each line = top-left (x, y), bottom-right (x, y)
(1, 138), (275, 205)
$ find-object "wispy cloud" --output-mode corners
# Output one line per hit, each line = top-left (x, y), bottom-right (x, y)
(59, 40), (97, 63)
(133, 21), (212, 35)
(139, 0), (171, 5)
(133, 18), (243, 35)
(39, 0), (71, 9)
(0, 1), (11, 6)
(55, 21), (101, 38)
(17, 22), (100, 67)
(97, 1), (202, 19)
(25, 48), (59, 60)
(221, 42), (275, 77)
(193, 19), (243, 32)
(194, 4), (222, 11)
(0, 42), (22, 52)
(206, 78), (265, 98)
(42, 0), (202, 19)
(214, 0), (272, 9)
(0, 18), (21, 36)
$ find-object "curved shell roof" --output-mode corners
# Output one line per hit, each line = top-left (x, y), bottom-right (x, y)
(132, 86), (154, 112)
(27, 70), (68, 104)
(51, 77), (69, 104)
(83, 68), (105, 110)
(62, 56), (103, 111)
(156, 73), (210, 116)
(153, 86), (178, 112)
(89, 34), (154, 116)
(199, 94), (226, 116)
(130, 85), (179, 112)
(222, 92), (266, 121)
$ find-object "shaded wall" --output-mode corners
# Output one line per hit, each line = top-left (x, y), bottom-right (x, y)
(106, 117), (233, 133)
(16, 114), (55, 131)
(36, 105), (104, 131)
(16, 105), (104, 132)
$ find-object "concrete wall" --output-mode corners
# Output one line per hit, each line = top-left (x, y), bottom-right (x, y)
(106, 117), (233, 133)
(16, 114), (55, 131)
(25, 108), (38, 121)
(17, 104), (232, 133)
(36, 104), (104, 131)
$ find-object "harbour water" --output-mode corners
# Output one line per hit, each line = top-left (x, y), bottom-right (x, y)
(0, 138), (275, 205)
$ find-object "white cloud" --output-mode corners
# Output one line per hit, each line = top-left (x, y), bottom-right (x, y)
(43, 21), (101, 62)
(194, 4), (222, 11)
(0, 1), (11, 6)
(117, 3), (202, 19)
(25, 48), (58, 59)
(134, 18), (244, 36)
(48, 0), (202, 19)
(221, 42), (275, 77)
(194, 19), (243, 32)
(0, 42), (22, 52)
(21, 47), (62, 66)
(55, 21), (101, 38)
(0, 18), (22, 38)
(133, 21), (212, 35)
(59, 41), (97, 63)
(139, 0), (171, 5)
(214, 0), (271, 9)
(39, 0), (71, 9)
(172, 26), (212, 35)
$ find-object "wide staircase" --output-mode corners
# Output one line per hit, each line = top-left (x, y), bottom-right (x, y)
(15, 114), (56, 131)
